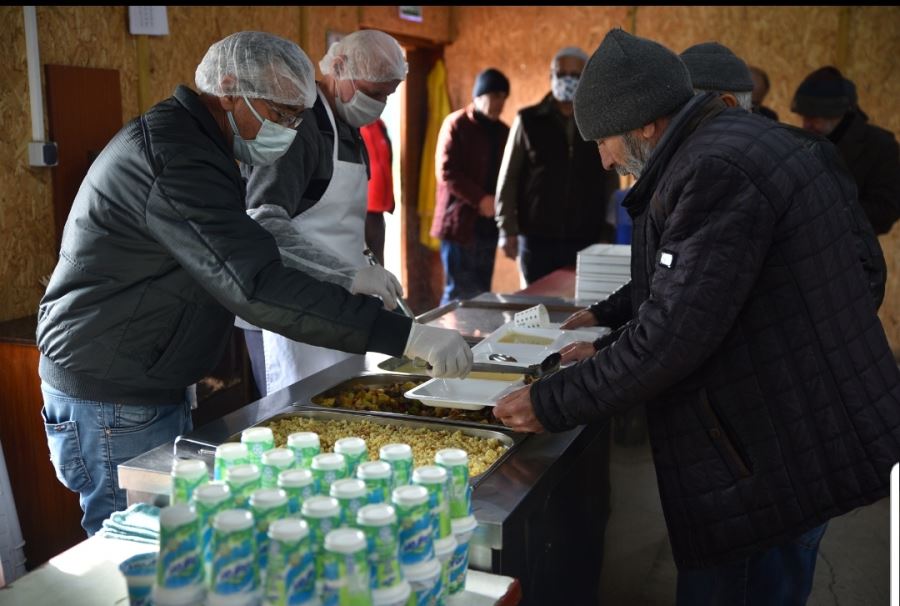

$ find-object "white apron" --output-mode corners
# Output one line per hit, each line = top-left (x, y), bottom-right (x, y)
(262, 90), (369, 394)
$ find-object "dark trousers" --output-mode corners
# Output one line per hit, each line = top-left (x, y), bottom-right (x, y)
(365, 211), (386, 263)
(242, 328), (266, 398)
(519, 234), (599, 285)
(676, 522), (827, 606)
(439, 218), (498, 305)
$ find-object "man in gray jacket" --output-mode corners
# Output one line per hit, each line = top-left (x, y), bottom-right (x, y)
(37, 31), (471, 535)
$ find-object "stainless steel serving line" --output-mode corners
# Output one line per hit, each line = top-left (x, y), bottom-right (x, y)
(118, 295), (612, 605)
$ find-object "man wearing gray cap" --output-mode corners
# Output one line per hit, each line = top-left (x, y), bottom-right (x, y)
(680, 41), (754, 110)
(494, 46), (618, 285)
(494, 27), (900, 605)
(36, 31), (472, 535)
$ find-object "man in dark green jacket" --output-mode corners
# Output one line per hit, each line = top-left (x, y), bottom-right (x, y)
(37, 31), (471, 535)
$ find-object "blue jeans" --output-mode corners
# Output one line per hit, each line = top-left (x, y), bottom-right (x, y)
(439, 219), (498, 305)
(676, 522), (828, 606)
(41, 383), (192, 536)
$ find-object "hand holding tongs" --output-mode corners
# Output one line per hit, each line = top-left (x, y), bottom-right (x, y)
(471, 351), (562, 380)
(363, 248), (417, 321)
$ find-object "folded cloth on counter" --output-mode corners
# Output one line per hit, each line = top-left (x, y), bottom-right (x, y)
(99, 503), (160, 544)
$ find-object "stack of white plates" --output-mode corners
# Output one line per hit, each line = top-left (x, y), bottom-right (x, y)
(575, 243), (631, 301)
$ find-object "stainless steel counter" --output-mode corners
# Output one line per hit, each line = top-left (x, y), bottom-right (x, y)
(118, 294), (610, 605)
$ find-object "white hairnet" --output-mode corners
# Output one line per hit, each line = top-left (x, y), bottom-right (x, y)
(195, 31), (316, 108)
(552, 46), (589, 67)
(319, 29), (408, 83)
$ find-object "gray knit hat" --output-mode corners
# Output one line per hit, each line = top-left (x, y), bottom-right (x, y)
(680, 42), (753, 93)
(574, 28), (694, 140)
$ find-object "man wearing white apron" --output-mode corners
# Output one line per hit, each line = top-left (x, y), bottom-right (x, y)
(240, 30), (415, 395)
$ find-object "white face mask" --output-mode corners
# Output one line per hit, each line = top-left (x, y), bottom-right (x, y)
(551, 74), (580, 103)
(334, 80), (386, 128)
(227, 96), (298, 166)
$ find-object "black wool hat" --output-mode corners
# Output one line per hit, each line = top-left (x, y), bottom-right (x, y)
(472, 68), (510, 99)
(791, 66), (854, 118)
(574, 28), (694, 141)
(680, 42), (754, 93)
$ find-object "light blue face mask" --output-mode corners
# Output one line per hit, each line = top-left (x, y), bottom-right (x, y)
(226, 96), (298, 166)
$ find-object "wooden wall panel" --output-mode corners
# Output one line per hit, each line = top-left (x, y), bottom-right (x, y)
(444, 6), (630, 127)
(360, 6), (450, 44)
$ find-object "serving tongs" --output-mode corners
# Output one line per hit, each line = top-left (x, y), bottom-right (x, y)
(471, 351), (562, 380)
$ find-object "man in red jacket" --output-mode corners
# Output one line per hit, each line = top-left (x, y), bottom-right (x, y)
(360, 118), (395, 262)
(430, 68), (510, 304)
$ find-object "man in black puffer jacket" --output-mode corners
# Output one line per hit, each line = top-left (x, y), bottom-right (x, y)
(37, 31), (471, 536)
(494, 29), (900, 606)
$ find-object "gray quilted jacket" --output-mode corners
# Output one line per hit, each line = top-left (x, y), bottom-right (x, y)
(533, 93), (900, 569)
(37, 86), (410, 406)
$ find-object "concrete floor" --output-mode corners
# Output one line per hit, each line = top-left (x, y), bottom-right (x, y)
(596, 417), (891, 605)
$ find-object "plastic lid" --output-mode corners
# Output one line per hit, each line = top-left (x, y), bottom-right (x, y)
(401, 558), (441, 581)
(249, 488), (288, 509)
(172, 458), (208, 478)
(152, 583), (205, 606)
(372, 580), (411, 606)
(226, 463), (260, 482)
(379, 443), (412, 460)
(324, 528), (366, 554)
(451, 514), (478, 535)
(330, 478), (366, 499)
(212, 509), (254, 532)
(311, 453), (346, 470)
(119, 551), (157, 577)
(435, 448), (468, 467)
(278, 468), (314, 487)
(412, 466), (447, 485)
(216, 442), (249, 460)
(288, 432), (320, 448)
(262, 448), (294, 465)
(357, 460), (391, 480)
(193, 481), (231, 504)
(241, 427), (274, 443)
(302, 496), (340, 518)
(357, 503), (396, 527)
(334, 437), (367, 455)
(159, 503), (197, 528)
(434, 534), (458, 559)
(392, 485), (428, 507)
(269, 518), (309, 542)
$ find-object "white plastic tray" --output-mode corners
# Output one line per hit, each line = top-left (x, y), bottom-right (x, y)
(404, 377), (524, 411)
(470, 322), (606, 368)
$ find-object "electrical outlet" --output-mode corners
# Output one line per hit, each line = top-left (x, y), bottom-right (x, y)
(28, 141), (58, 167)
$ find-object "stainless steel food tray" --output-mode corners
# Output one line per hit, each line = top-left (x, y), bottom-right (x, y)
(305, 372), (511, 431)
(237, 408), (524, 488)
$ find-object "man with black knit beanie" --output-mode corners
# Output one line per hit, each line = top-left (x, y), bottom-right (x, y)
(431, 68), (510, 304)
(793, 66), (900, 234)
(495, 27), (900, 606)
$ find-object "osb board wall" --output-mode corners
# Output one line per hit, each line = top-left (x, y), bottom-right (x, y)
(0, 5), (449, 323)
(0, 6), (138, 321)
(360, 6), (450, 44)
(444, 5), (900, 353)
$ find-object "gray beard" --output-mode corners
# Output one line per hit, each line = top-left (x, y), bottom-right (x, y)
(618, 132), (655, 179)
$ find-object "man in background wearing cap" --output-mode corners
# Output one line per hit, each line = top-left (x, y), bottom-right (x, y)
(37, 31), (472, 535)
(680, 41), (754, 110)
(495, 47), (618, 285)
(431, 68), (510, 304)
(793, 66), (900, 235)
(495, 27), (900, 605)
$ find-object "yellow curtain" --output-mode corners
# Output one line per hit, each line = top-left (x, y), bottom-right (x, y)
(417, 58), (451, 251)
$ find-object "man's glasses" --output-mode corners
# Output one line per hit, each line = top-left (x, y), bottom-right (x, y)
(264, 100), (304, 129)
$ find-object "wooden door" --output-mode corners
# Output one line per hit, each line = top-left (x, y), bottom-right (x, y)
(44, 65), (123, 250)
